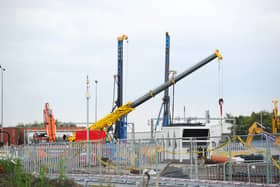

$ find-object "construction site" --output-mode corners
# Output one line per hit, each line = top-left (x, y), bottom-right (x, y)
(0, 32), (279, 186)
(1, 1), (280, 186)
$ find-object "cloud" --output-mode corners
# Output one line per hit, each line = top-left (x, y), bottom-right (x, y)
(0, 0), (280, 128)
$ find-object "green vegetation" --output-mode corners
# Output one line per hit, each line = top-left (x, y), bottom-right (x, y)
(0, 158), (82, 187)
(0, 158), (112, 187)
(16, 120), (77, 128)
(0, 158), (32, 187)
(227, 110), (274, 135)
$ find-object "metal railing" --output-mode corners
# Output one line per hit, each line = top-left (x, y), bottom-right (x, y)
(0, 134), (280, 185)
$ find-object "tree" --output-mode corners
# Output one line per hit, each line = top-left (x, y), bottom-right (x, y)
(233, 110), (273, 135)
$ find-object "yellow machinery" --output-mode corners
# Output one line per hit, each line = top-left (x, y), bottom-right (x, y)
(214, 102), (280, 158)
(68, 50), (222, 142)
(246, 122), (280, 146)
(272, 100), (280, 134)
(246, 100), (280, 145)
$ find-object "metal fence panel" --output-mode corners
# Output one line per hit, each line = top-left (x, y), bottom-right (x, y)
(1, 134), (280, 185)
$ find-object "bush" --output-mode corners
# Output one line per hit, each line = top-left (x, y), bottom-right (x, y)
(0, 158), (83, 187)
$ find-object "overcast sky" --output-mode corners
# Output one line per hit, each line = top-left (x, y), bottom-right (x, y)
(0, 0), (279, 131)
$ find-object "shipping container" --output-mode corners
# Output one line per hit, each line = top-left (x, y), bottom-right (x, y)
(19, 128), (25, 144)
(0, 126), (84, 145)
(0, 127), (20, 145)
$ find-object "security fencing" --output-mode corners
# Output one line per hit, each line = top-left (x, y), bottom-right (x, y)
(0, 134), (280, 185)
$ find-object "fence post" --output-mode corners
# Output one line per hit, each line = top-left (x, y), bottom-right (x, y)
(247, 163), (251, 184)
(138, 139), (141, 175)
(99, 141), (102, 175)
(179, 138), (182, 162)
(155, 139), (158, 174)
(190, 137), (193, 179)
(116, 140), (120, 175)
(226, 136), (232, 182)
(223, 162), (226, 181)
(266, 136), (270, 184)
(86, 141), (89, 168)
(194, 141), (198, 180)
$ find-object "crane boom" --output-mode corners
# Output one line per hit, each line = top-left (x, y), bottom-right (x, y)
(131, 50), (222, 108)
(88, 50), (222, 131)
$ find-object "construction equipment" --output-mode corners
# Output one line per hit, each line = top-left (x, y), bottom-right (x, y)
(155, 32), (171, 131)
(114, 34), (128, 139)
(33, 132), (48, 143)
(33, 102), (56, 143)
(68, 50), (223, 142)
(246, 100), (280, 145)
(162, 32), (171, 127)
(272, 100), (280, 134)
(44, 102), (56, 142)
(246, 122), (280, 146)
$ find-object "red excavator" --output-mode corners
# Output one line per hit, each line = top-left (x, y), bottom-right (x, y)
(33, 103), (56, 143)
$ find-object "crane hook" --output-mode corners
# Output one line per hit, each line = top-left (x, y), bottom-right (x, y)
(219, 98), (224, 117)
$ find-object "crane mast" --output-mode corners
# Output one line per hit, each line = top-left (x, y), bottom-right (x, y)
(114, 34), (128, 139)
(163, 32), (170, 127)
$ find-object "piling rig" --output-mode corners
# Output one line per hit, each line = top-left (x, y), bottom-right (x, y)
(68, 50), (223, 142)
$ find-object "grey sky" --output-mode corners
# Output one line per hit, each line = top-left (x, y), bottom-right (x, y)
(1, 0), (279, 131)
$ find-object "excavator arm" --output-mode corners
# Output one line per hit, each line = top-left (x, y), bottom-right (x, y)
(43, 103), (56, 142)
(246, 122), (262, 146)
(246, 100), (280, 146)
(246, 121), (280, 146)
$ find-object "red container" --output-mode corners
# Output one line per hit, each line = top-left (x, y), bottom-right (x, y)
(75, 130), (106, 142)
(19, 128), (25, 145)
(0, 127), (19, 145)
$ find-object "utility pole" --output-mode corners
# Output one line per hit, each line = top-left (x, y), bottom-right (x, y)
(184, 105), (186, 122)
(86, 76), (90, 166)
(95, 80), (98, 122)
(0, 66), (5, 144)
(86, 76), (90, 143)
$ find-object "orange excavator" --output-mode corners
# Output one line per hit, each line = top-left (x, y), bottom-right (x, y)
(44, 102), (56, 142)
(33, 103), (56, 143)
